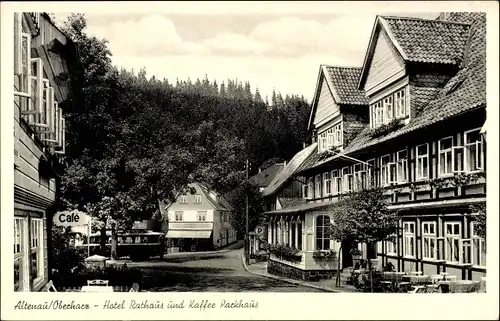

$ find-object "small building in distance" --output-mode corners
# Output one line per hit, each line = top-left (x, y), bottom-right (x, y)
(164, 183), (237, 252)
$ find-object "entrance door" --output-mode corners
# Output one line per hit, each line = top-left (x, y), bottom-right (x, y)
(341, 240), (353, 269)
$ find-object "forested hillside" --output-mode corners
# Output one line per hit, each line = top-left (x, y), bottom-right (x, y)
(58, 14), (310, 232)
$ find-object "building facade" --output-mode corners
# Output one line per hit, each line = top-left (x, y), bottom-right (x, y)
(164, 183), (237, 251)
(263, 12), (486, 282)
(13, 13), (73, 291)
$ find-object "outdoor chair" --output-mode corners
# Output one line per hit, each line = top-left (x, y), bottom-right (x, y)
(43, 280), (57, 292)
(129, 283), (140, 292)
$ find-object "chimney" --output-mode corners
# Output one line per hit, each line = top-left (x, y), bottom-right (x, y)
(439, 12), (448, 21)
(258, 167), (261, 173)
(283, 160), (287, 166)
(303, 142), (306, 149)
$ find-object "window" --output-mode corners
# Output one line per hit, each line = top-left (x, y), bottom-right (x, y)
(323, 172), (331, 196)
(331, 170), (341, 195)
(384, 96), (394, 122)
(342, 167), (353, 193)
(471, 223), (486, 267)
(395, 89), (406, 118)
(386, 235), (397, 254)
(315, 215), (331, 250)
(403, 222), (415, 257)
(327, 132), (334, 150)
(396, 150), (408, 183)
(14, 218), (24, 292)
(374, 101), (384, 126)
(422, 222), (437, 259)
(179, 195), (187, 204)
(380, 155), (394, 186)
(197, 211), (207, 221)
(445, 222), (461, 263)
(416, 144), (429, 180)
(174, 211), (183, 221)
(14, 13), (32, 98)
(30, 218), (43, 282)
(465, 129), (484, 172)
(303, 177), (313, 199)
(315, 175), (322, 198)
(319, 133), (327, 152)
(194, 195), (202, 204)
(438, 137), (454, 177)
(297, 220), (303, 250)
(367, 159), (376, 187)
(353, 164), (367, 191)
(334, 123), (342, 146)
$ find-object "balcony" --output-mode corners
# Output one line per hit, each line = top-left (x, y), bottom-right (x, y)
(168, 222), (213, 230)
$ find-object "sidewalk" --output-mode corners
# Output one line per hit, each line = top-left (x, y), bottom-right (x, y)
(241, 254), (359, 293)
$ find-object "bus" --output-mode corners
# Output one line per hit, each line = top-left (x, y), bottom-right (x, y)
(76, 230), (165, 261)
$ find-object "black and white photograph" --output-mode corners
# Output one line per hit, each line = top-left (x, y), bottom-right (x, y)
(1, 1), (499, 320)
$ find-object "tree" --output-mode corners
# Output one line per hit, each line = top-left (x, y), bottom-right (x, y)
(329, 186), (399, 290)
(225, 182), (265, 237)
(470, 203), (486, 239)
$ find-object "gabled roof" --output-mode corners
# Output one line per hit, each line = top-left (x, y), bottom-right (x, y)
(164, 182), (232, 212)
(262, 143), (317, 197)
(358, 15), (471, 89)
(278, 197), (307, 209)
(308, 65), (368, 130)
(299, 12), (485, 173)
(248, 163), (285, 188)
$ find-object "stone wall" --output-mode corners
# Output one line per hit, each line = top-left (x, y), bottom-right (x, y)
(267, 258), (335, 281)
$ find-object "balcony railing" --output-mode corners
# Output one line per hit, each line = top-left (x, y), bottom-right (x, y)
(169, 222), (213, 230)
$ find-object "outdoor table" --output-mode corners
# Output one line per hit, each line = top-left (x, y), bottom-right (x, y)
(81, 285), (114, 292)
(402, 275), (431, 284)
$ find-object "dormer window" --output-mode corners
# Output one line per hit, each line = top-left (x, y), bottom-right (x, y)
(317, 122), (343, 153)
(179, 195), (187, 204)
(370, 87), (409, 128)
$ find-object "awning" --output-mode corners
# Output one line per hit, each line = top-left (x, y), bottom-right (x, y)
(166, 230), (212, 239)
(264, 200), (337, 215)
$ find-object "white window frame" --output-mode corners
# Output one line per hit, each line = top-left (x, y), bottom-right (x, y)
(323, 172), (331, 196)
(315, 215), (331, 251)
(386, 234), (397, 255)
(444, 222), (461, 263)
(179, 195), (187, 204)
(334, 123), (342, 146)
(319, 133), (327, 152)
(374, 101), (384, 127)
(14, 20), (32, 98)
(315, 175), (321, 198)
(403, 221), (415, 257)
(384, 96), (394, 122)
(416, 144), (429, 180)
(471, 222), (486, 267)
(197, 211), (207, 222)
(174, 211), (183, 221)
(396, 150), (408, 183)
(367, 159), (376, 188)
(394, 88), (407, 118)
(342, 167), (352, 193)
(194, 194), (202, 204)
(380, 154), (391, 187)
(14, 217), (25, 292)
(464, 128), (484, 173)
(422, 222), (437, 260)
(29, 218), (44, 284)
(326, 132), (334, 150)
(438, 136), (454, 177)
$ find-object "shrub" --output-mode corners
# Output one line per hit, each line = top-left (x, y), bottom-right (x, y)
(52, 263), (142, 288)
(51, 226), (87, 274)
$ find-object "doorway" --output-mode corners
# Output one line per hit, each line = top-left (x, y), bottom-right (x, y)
(341, 240), (353, 269)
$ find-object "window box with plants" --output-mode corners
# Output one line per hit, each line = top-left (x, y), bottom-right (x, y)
(312, 249), (337, 261)
(270, 244), (302, 263)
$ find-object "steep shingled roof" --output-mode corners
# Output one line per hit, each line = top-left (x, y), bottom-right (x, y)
(262, 143), (317, 197)
(248, 163), (285, 188)
(325, 66), (369, 105)
(300, 12), (485, 173)
(381, 16), (471, 65)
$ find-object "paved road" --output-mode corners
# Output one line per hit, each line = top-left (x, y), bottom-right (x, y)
(135, 245), (322, 292)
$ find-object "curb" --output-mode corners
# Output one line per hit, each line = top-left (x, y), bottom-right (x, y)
(240, 254), (338, 293)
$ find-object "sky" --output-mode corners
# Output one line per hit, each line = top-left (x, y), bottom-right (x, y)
(53, 9), (438, 102)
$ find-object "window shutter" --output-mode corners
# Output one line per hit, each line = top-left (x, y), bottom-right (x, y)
(55, 118), (66, 155)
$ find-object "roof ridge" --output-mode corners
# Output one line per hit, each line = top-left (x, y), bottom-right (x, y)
(380, 15), (472, 26)
(323, 65), (362, 70)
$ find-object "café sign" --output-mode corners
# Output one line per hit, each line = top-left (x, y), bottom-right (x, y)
(53, 210), (91, 227)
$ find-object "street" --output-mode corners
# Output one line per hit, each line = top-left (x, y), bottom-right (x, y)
(131, 245), (322, 292)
